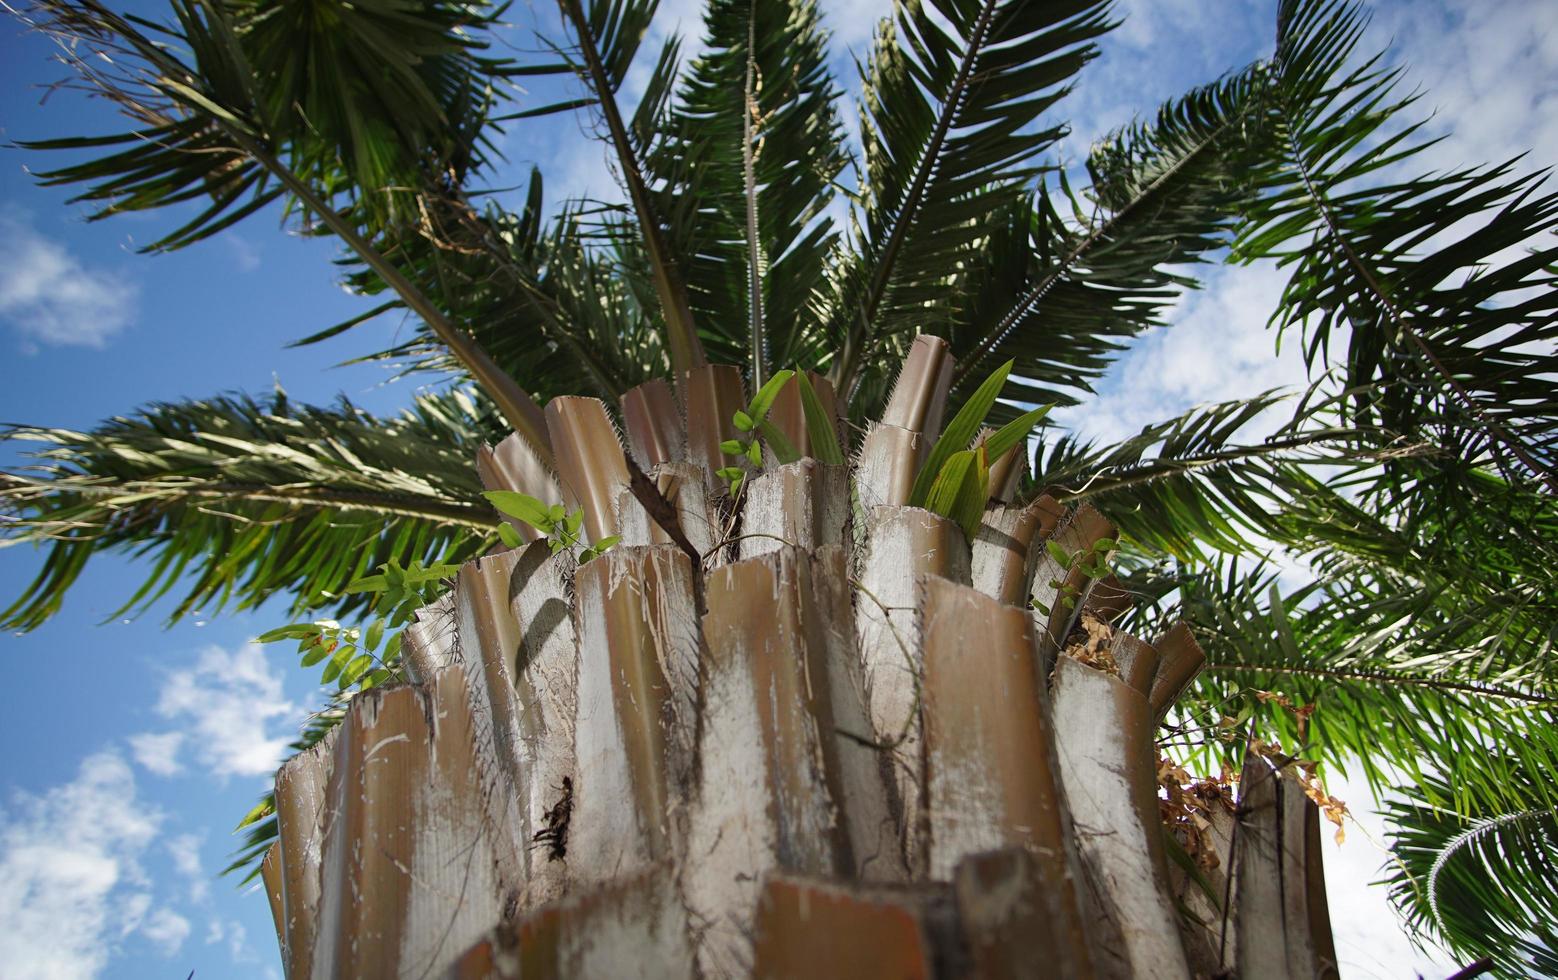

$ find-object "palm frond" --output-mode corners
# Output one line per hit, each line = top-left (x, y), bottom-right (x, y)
(1034, 392), (1357, 559)
(13, 0), (551, 444)
(226, 0), (515, 222)
(826, 0), (1114, 405)
(642, 0), (848, 378)
(1385, 766), (1558, 976)
(951, 65), (1280, 410)
(20, 0), (516, 236)
(1242, 0), (1558, 492)
(1131, 554), (1558, 821)
(0, 389), (501, 630)
(321, 169), (668, 401)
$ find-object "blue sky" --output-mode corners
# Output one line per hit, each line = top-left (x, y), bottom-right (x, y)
(0, 0), (1553, 977)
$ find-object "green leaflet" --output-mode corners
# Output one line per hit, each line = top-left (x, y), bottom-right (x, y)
(343, 562), (462, 594)
(482, 490), (613, 557)
(923, 447), (990, 539)
(755, 419), (802, 466)
(796, 373), (845, 465)
(983, 404), (1052, 463)
(483, 490), (553, 529)
(905, 359), (1048, 529)
(721, 368), (811, 490)
(748, 370), (796, 423)
(909, 359), (1013, 508)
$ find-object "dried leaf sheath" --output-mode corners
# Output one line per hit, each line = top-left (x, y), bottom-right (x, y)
(260, 344), (1337, 978)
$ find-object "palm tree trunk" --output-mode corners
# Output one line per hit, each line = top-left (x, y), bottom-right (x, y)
(258, 340), (1338, 979)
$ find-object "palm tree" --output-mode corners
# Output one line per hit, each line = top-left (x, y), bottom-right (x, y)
(3, 0), (1555, 972)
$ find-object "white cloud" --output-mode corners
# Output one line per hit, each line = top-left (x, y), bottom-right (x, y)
(816, 0), (884, 57)
(205, 917), (255, 964)
(1052, 0), (1271, 164)
(1111, 0), (1269, 63)
(227, 920), (251, 963)
(1324, 768), (1457, 979)
(165, 833), (209, 904)
(127, 731), (185, 777)
(116, 891), (152, 940)
(140, 907), (191, 957)
(135, 644), (299, 781)
(0, 752), (163, 979)
(545, 130), (626, 210)
(1367, 0), (1558, 176)
(1056, 261), (1311, 448)
(0, 211), (138, 350)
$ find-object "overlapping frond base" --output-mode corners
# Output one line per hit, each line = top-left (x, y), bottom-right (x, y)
(259, 339), (1337, 979)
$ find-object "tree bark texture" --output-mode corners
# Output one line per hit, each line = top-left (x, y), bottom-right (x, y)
(261, 337), (1338, 979)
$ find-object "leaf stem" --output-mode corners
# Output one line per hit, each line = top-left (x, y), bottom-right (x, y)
(558, 0), (706, 374)
(743, 5), (766, 388)
(1, 475), (498, 532)
(1051, 429), (1353, 501)
(1203, 662), (1557, 706)
(835, 0), (1000, 402)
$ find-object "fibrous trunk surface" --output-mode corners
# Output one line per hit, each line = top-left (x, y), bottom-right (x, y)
(261, 338), (1338, 979)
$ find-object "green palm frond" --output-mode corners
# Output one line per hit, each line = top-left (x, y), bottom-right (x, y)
(1119, 406), (1558, 803)
(227, 0), (513, 217)
(1241, 0), (1558, 492)
(1133, 553), (1558, 817)
(826, 0), (1114, 406)
(644, 0), (848, 378)
(1385, 766), (1558, 976)
(1288, 474), (1558, 702)
(321, 169), (667, 401)
(951, 65), (1279, 410)
(0, 389), (501, 631)
(20, 0), (516, 237)
(12, 0), (552, 442)
(1034, 393), (1358, 559)
(18, 0), (281, 252)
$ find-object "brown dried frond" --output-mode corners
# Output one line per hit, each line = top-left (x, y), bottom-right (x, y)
(1247, 732), (1350, 845)
(1157, 753), (1236, 872)
(1063, 611), (1119, 676)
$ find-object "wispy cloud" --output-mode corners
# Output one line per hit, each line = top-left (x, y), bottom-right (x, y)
(221, 234), (262, 273)
(1056, 261), (1311, 447)
(1367, 0), (1558, 175)
(127, 731), (185, 777)
(0, 211), (138, 351)
(165, 833), (209, 904)
(140, 906), (192, 957)
(131, 643), (299, 782)
(0, 751), (174, 978)
(206, 917), (256, 965)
